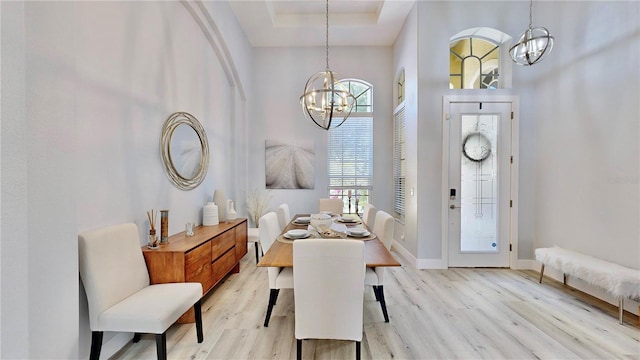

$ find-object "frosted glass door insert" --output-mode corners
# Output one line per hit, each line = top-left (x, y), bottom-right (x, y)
(460, 114), (498, 252)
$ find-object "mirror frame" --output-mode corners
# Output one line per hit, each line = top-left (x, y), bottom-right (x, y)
(161, 112), (209, 190)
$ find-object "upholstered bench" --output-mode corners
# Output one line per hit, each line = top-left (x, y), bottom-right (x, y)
(535, 246), (640, 325)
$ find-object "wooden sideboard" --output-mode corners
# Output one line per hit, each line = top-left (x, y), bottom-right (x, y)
(142, 218), (248, 322)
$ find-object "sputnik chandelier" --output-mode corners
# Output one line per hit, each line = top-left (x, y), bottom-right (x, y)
(509, 0), (555, 66)
(299, 0), (356, 130)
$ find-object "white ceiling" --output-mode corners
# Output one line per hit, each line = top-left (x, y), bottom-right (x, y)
(228, 0), (416, 47)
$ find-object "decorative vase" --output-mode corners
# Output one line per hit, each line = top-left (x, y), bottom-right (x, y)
(160, 210), (169, 244)
(203, 202), (219, 226)
(213, 189), (227, 222)
(227, 200), (237, 220)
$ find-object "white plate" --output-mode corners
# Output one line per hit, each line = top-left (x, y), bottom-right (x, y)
(337, 217), (358, 223)
(294, 217), (311, 224)
(347, 230), (370, 238)
(284, 232), (311, 240)
(286, 229), (309, 238)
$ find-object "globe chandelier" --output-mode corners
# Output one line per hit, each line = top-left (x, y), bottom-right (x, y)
(509, 0), (554, 66)
(300, 0), (356, 130)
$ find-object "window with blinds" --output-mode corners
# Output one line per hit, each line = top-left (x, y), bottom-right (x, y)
(327, 79), (373, 215)
(327, 116), (373, 213)
(393, 105), (406, 218)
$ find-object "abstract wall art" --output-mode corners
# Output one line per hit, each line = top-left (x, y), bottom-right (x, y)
(265, 140), (315, 189)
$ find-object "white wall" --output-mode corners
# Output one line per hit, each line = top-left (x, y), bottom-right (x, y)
(392, 3), (418, 255)
(532, 1), (639, 269)
(248, 46), (394, 222)
(393, 1), (639, 271)
(1, 1), (253, 358)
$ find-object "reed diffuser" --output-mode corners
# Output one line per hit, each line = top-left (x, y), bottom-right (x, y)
(147, 209), (158, 248)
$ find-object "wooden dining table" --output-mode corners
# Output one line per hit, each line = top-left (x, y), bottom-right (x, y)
(257, 214), (401, 268)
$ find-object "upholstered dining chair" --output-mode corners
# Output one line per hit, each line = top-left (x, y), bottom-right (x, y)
(293, 239), (365, 360)
(259, 211), (294, 327)
(364, 210), (395, 322)
(362, 203), (377, 230)
(78, 223), (203, 360)
(275, 203), (291, 231)
(318, 198), (344, 215)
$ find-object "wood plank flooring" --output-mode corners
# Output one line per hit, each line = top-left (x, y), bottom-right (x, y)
(112, 250), (640, 359)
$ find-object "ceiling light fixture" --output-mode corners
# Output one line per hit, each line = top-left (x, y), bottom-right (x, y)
(299, 0), (356, 130)
(509, 0), (554, 66)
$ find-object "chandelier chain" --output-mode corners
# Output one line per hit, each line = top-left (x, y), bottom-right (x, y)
(325, 0), (329, 70)
(528, 0), (533, 29)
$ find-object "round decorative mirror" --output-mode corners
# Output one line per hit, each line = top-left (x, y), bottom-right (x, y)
(161, 112), (209, 190)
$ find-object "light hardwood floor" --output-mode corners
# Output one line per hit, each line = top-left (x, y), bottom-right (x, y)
(112, 250), (640, 359)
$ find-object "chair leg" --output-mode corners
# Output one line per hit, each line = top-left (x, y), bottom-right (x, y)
(355, 340), (361, 360)
(372, 286), (380, 301)
(89, 331), (103, 360)
(194, 300), (204, 343)
(377, 285), (389, 323)
(297, 339), (302, 360)
(254, 242), (260, 263)
(539, 264), (545, 283)
(133, 333), (141, 343)
(264, 288), (280, 327)
(155, 332), (167, 360)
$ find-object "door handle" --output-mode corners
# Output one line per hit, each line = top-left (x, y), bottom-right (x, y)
(450, 204), (460, 209)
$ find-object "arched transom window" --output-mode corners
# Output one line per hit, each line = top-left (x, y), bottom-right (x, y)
(449, 27), (513, 90)
(450, 36), (500, 89)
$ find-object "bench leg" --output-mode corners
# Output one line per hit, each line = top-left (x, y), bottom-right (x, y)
(619, 298), (624, 325)
(539, 264), (545, 283)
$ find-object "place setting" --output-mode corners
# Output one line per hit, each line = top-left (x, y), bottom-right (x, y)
(335, 215), (361, 225)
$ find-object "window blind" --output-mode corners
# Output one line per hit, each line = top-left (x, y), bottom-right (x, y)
(327, 116), (373, 191)
(393, 106), (406, 218)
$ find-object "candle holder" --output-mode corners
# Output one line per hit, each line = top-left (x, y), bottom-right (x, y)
(160, 210), (169, 244)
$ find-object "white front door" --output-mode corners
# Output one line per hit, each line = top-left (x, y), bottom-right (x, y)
(446, 101), (513, 267)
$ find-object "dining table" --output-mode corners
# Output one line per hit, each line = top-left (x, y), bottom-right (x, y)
(257, 213), (401, 268)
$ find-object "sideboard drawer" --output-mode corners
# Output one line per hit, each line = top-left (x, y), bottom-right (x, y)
(212, 248), (237, 286)
(211, 229), (235, 261)
(185, 243), (213, 292)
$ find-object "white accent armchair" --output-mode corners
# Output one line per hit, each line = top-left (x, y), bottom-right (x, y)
(293, 239), (365, 360)
(78, 223), (203, 360)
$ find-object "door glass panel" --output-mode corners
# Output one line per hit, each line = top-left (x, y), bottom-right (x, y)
(460, 114), (498, 252)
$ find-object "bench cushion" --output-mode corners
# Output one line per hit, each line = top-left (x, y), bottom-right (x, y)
(535, 246), (640, 299)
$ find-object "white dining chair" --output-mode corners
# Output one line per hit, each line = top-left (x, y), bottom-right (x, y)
(259, 211), (293, 327)
(275, 203), (291, 231)
(293, 239), (365, 360)
(365, 210), (395, 322)
(78, 223), (204, 360)
(362, 203), (377, 230)
(318, 198), (344, 215)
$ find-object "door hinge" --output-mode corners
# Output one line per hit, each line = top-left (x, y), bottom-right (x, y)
(510, 244), (512, 251)
(510, 200), (513, 207)
(510, 156), (513, 163)
(446, 113), (450, 120)
(511, 111), (514, 120)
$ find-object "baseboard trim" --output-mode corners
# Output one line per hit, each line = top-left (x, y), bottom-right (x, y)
(391, 241), (446, 269)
